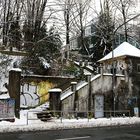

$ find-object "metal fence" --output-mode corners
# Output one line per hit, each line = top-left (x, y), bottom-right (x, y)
(26, 110), (131, 125)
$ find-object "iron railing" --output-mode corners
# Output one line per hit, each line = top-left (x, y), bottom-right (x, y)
(26, 110), (131, 125)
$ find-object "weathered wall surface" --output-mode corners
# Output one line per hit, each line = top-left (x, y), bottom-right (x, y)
(20, 75), (74, 107)
(61, 57), (140, 116)
(61, 74), (125, 113)
(20, 81), (55, 107)
(75, 83), (89, 111)
(61, 82), (89, 118)
(91, 75), (112, 94)
(61, 93), (75, 112)
(126, 57), (140, 112)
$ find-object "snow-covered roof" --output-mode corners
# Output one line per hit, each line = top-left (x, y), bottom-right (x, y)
(99, 42), (140, 62)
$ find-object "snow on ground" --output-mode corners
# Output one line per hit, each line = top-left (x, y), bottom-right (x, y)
(0, 108), (140, 133)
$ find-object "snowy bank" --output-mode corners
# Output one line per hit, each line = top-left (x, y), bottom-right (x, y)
(0, 114), (140, 133)
(0, 105), (140, 133)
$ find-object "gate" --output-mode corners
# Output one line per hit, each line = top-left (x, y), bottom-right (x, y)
(94, 95), (104, 118)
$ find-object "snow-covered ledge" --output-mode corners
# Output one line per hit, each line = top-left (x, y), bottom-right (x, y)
(9, 68), (22, 72)
(48, 88), (62, 93)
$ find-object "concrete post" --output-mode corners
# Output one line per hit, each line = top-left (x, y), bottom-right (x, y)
(100, 64), (103, 75)
(48, 88), (62, 111)
(71, 82), (77, 92)
(85, 74), (92, 111)
(71, 82), (77, 111)
(79, 60), (83, 67)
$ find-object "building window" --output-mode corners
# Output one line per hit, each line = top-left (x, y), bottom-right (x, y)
(70, 39), (77, 50)
(85, 26), (91, 36)
(137, 64), (140, 72)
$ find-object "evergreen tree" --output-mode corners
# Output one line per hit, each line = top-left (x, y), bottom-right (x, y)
(20, 25), (62, 75)
(35, 25), (62, 60)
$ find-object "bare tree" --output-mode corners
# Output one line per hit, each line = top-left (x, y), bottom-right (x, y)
(22, 0), (48, 47)
(2, 0), (12, 46)
(111, 0), (135, 42)
(0, 0), (23, 50)
(88, 0), (114, 62)
(54, 0), (75, 46)
(69, 0), (92, 56)
(64, 0), (71, 45)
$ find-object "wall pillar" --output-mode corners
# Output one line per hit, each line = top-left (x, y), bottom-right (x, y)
(48, 88), (62, 111)
(71, 82), (77, 111)
(9, 68), (21, 119)
(86, 74), (92, 111)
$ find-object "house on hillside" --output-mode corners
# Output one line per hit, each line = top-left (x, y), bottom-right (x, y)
(62, 22), (140, 61)
(61, 42), (140, 117)
(98, 42), (140, 114)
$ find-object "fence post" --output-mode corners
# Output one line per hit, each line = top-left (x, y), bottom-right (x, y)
(61, 111), (63, 123)
(87, 111), (89, 122)
(129, 110), (131, 118)
(27, 111), (28, 125)
(110, 111), (112, 120)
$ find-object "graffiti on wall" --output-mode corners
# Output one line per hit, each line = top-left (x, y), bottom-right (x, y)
(94, 95), (104, 118)
(0, 99), (15, 119)
(20, 81), (55, 107)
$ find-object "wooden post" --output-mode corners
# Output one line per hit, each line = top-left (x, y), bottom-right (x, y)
(9, 68), (21, 119)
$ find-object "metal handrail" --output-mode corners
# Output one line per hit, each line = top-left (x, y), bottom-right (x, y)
(26, 110), (131, 125)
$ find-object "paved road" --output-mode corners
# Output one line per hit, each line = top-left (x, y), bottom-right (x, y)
(1, 125), (140, 140)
